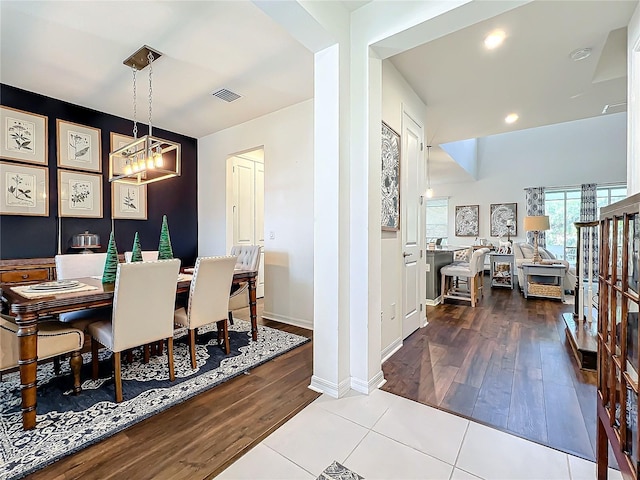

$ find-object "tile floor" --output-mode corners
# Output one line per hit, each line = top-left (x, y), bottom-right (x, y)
(217, 389), (622, 480)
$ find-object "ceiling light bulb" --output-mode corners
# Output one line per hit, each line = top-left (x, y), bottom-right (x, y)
(484, 30), (506, 50)
(505, 113), (519, 124)
(426, 188), (434, 199)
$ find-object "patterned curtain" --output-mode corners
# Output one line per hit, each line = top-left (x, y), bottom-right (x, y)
(525, 187), (546, 247)
(580, 183), (599, 279)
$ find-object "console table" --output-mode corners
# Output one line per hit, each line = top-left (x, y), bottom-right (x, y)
(521, 262), (566, 301)
(489, 253), (514, 289)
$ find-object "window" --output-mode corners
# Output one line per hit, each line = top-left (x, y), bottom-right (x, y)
(426, 198), (448, 243)
(545, 185), (626, 265)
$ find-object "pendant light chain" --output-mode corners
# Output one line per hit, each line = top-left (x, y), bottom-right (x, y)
(132, 66), (138, 139)
(148, 51), (154, 138)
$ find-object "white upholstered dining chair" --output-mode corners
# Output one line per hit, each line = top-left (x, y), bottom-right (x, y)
(228, 245), (261, 322)
(174, 256), (237, 368)
(1, 313), (85, 393)
(124, 250), (159, 262)
(87, 259), (181, 403)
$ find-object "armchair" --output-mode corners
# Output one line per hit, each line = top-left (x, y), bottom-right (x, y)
(174, 256), (237, 368)
(86, 259), (181, 403)
(1, 314), (84, 393)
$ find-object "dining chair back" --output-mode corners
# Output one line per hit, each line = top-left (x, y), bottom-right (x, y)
(228, 245), (261, 314)
(55, 253), (108, 280)
(441, 247), (490, 307)
(124, 250), (159, 263)
(87, 259), (180, 402)
(55, 253), (110, 325)
(174, 256), (236, 367)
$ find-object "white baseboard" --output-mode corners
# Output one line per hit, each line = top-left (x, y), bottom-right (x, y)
(350, 370), (385, 394)
(262, 311), (313, 330)
(381, 338), (402, 364)
(425, 297), (441, 306)
(309, 376), (351, 398)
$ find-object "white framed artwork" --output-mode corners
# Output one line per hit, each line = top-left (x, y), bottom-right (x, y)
(58, 169), (103, 218)
(109, 132), (134, 175)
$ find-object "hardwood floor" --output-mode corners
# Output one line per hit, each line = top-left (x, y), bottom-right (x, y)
(382, 276), (602, 462)
(29, 301), (319, 480)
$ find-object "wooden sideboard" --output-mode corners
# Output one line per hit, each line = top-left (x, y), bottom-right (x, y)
(0, 258), (57, 285)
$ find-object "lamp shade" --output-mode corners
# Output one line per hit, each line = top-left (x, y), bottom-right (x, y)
(523, 215), (550, 232)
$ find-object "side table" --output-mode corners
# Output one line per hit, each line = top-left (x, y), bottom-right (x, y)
(521, 262), (566, 301)
(489, 253), (514, 289)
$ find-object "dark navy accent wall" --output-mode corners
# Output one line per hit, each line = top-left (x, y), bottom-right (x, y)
(0, 84), (198, 266)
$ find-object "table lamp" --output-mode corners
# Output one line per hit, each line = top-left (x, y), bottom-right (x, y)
(523, 215), (550, 263)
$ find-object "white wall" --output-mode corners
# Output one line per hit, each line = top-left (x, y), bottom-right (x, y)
(198, 100), (314, 329)
(433, 113), (627, 244)
(381, 60), (427, 359)
(628, 2), (640, 195)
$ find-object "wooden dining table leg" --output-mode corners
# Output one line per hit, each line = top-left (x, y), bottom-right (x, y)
(16, 311), (39, 430)
(248, 277), (258, 341)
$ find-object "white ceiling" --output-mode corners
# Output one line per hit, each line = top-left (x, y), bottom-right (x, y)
(0, 0), (636, 184)
(389, 0), (636, 184)
(0, 1), (314, 139)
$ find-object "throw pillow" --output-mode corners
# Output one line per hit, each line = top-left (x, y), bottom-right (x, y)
(520, 244), (534, 258)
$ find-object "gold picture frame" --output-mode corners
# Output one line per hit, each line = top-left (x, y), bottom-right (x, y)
(0, 106), (48, 165)
(0, 161), (49, 216)
(111, 182), (147, 220)
(58, 169), (103, 218)
(57, 119), (102, 172)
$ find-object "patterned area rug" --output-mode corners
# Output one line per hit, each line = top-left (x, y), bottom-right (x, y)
(0, 320), (309, 480)
(317, 461), (364, 480)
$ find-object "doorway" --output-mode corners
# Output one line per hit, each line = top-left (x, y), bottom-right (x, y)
(229, 148), (265, 298)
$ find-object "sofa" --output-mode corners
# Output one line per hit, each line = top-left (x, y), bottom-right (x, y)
(512, 242), (576, 292)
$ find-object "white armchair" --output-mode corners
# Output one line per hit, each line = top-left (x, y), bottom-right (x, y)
(512, 242), (576, 291)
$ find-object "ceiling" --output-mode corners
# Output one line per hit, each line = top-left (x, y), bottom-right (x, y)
(0, 1), (636, 183)
(389, 0), (637, 184)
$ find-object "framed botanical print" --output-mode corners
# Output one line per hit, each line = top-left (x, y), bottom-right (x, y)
(0, 161), (49, 216)
(455, 204), (479, 236)
(110, 132), (134, 175)
(490, 202), (517, 237)
(58, 170), (103, 218)
(57, 119), (102, 172)
(112, 182), (147, 220)
(381, 121), (400, 231)
(0, 106), (48, 165)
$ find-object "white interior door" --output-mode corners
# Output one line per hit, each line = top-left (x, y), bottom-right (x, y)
(232, 153), (265, 298)
(402, 113), (423, 339)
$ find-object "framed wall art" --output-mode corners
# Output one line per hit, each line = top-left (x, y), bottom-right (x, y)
(490, 202), (517, 237)
(112, 182), (147, 220)
(0, 106), (48, 165)
(381, 121), (400, 231)
(455, 204), (479, 236)
(0, 161), (49, 216)
(58, 170), (103, 218)
(110, 132), (134, 175)
(57, 119), (102, 172)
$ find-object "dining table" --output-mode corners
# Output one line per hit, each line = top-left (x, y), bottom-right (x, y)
(1, 267), (258, 430)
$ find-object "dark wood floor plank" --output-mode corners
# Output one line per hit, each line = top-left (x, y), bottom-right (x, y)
(508, 366), (548, 443)
(383, 278), (598, 461)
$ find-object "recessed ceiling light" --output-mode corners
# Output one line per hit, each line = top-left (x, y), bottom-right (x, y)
(569, 47), (592, 61)
(505, 113), (519, 124)
(484, 30), (506, 50)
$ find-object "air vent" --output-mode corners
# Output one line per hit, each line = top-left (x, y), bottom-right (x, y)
(212, 88), (242, 102)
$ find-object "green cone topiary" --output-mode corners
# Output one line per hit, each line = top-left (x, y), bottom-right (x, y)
(130, 232), (143, 262)
(158, 215), (174, 260)
(102, 231), (119, 283)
